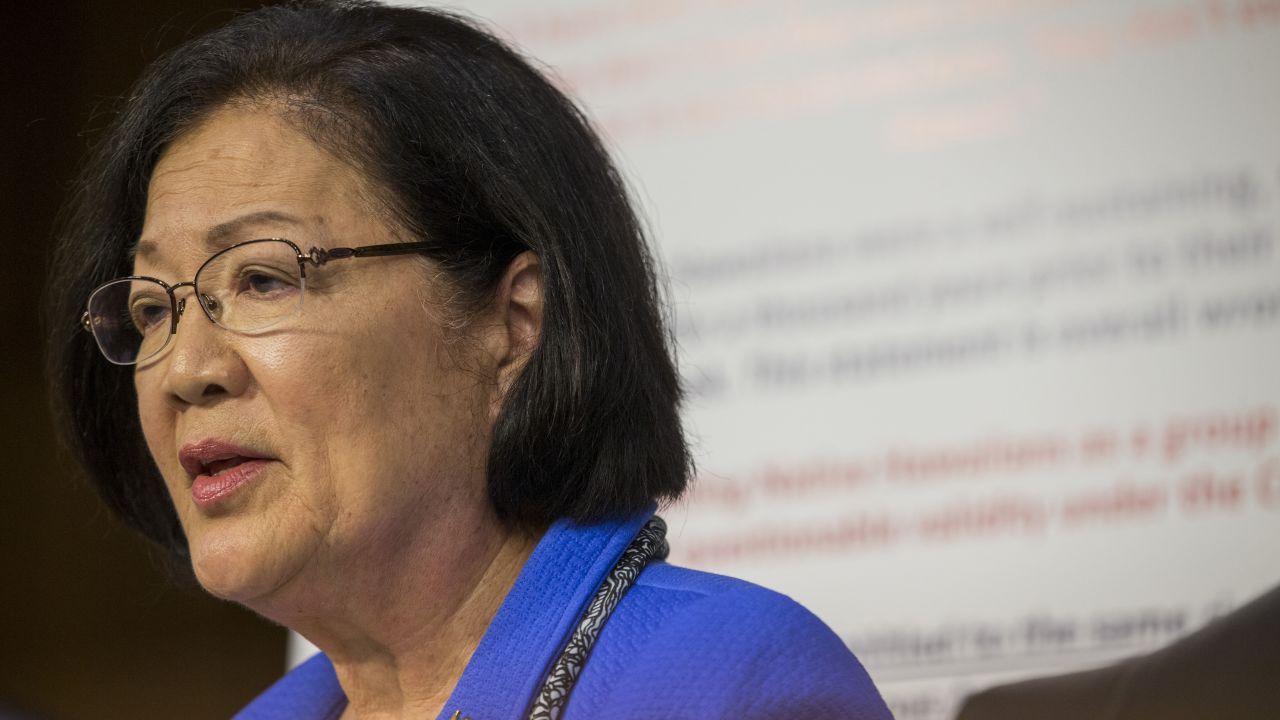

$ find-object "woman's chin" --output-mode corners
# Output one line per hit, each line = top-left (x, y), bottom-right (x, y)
(188, 531), (292, 605)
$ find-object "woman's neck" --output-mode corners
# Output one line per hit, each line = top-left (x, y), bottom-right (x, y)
(259, 517), (541, 720)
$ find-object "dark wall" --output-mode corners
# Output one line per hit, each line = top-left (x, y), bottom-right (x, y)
(1, 3), (287, 718)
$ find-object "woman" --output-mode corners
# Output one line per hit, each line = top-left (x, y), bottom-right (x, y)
(48, 2), (891, 718)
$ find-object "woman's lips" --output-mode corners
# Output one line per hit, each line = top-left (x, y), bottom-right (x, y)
(178, 439), (275, 509)
(191, 458), (270, 508)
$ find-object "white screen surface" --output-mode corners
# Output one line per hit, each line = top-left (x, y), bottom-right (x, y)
(294, 2), (1280, 717)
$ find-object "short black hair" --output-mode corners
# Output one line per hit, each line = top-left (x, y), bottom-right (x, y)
(46, 0), (691, 562)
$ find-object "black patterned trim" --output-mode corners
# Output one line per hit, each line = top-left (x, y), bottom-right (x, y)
(526, 516), (669, 720)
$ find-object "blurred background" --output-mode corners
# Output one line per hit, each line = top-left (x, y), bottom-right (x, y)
(4, 1), (1278, 719)
(1, 2), (289, 718)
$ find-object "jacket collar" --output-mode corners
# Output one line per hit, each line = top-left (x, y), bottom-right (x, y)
(441, 510), (652, 719)
(236, 510), (653, 720)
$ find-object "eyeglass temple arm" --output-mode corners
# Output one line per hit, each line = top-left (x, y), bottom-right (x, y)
(306, 242), (434, 266)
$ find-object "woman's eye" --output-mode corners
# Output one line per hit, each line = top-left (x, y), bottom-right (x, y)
(130, 301), (170, 333)
(239, 268), (296, 297)
(248, 272), (286, 294)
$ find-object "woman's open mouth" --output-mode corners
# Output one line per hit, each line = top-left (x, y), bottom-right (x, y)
(191, 457), (271, 508)
(179, 440), (275, 510)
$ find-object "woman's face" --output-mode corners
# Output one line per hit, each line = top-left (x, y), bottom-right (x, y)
(134, 106), (499, 607)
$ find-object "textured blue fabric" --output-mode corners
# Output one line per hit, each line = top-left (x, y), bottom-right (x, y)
(236, 513), (892, 719)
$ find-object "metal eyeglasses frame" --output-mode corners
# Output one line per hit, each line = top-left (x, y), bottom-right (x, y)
(80, 237), (433, 364)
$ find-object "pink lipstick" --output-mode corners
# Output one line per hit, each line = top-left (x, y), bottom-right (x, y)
(179, 440), (274, 510)
(191, 459), (270, 507)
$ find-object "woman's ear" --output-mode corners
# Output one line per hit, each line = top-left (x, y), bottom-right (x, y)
(488, 251), (543, 414)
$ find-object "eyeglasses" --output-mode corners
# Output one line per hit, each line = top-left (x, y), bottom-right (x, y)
(82, 237), (432, 365)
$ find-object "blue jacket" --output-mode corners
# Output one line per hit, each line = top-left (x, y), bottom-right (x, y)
(237, 512), (892, 719)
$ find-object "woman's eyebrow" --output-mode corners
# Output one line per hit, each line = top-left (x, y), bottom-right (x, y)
(204, 210), (304, 249)
(132, 210), (305, 260)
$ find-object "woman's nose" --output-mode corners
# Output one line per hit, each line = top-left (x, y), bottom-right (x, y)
(157, 295), (250, 407)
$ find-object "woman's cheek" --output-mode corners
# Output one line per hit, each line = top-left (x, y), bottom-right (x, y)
(135, 380), (174, 474)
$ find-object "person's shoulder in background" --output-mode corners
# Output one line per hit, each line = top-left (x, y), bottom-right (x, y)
(568, 561), (894, 720)
(956, 582), (1280, 720)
